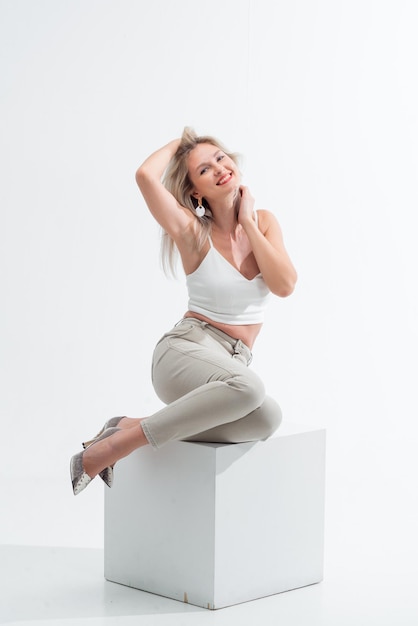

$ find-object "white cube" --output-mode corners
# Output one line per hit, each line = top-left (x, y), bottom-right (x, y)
(104, 422), (326, 610)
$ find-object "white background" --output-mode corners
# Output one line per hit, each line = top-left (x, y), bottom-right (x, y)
(1, 0), (417, 600)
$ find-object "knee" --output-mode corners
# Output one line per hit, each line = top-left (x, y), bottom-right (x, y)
(230, 371), (266, 412)
(257, 396), (283, 439)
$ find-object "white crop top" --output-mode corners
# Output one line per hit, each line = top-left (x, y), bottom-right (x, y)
(186, 216), (270, 325)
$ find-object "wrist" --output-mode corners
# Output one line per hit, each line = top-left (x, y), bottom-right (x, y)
(240, 212), (257, 230)
(167, 138), (181, 153)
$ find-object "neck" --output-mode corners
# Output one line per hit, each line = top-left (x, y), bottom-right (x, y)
(210, 188), (240, 235)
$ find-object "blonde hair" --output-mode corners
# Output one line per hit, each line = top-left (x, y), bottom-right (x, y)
(161, 127), (240, 275)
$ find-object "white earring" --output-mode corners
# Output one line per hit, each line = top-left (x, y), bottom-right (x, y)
(195, 199), (205, 217)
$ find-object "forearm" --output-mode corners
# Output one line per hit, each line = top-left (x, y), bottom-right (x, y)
(136, 139), (181, 181)
(243, 219), (297, 297)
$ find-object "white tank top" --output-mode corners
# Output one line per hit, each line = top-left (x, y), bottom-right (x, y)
(186, 215), (270, 325)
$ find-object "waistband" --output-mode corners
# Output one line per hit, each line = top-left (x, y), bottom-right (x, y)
(175, 317), (253, 365)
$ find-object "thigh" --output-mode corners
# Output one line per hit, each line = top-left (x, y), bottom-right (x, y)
(151, 322), (256, 404)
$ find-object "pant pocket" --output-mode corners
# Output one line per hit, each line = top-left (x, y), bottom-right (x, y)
(154, 321), (195, 347)
(151, 322), (198, 387)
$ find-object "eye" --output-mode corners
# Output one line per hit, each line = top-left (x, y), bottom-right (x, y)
(216, 154), (225, 162)
(200, 166), (208, 175)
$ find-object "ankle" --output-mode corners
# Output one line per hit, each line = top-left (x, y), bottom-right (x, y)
(118, 417), (141, 429)
(83, 439), (113, 478)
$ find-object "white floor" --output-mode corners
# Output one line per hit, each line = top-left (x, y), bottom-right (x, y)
(1, 542), (417, 626)
(2, 454), (418, 626)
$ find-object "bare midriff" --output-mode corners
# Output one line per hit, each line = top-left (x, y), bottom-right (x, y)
(183, 310), (262, 350)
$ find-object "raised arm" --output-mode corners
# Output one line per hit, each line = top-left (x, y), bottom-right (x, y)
(135, 139), (194, 239)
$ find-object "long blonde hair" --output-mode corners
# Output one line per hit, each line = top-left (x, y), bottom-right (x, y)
(161, 127), (240, 275)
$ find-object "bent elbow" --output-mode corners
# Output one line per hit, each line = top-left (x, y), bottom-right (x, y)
(277, 285), (294, 298)
(135, 166), (147, 187)
(275, 272), (297, 298)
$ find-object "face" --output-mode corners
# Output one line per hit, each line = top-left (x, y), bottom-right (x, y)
(187, 143), (240, 203)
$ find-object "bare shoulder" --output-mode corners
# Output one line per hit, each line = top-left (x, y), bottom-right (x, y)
(256, 209), (283, 234)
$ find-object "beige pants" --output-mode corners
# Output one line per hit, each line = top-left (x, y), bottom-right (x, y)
(140, 318), (282, 449)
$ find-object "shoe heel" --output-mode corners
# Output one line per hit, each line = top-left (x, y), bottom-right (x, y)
(82, 436), (99, 449)
(82, 416), (125, 449)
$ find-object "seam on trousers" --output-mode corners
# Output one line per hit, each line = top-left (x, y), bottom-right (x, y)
(141, 420), (159, 449)
(165, 340), (247, 378)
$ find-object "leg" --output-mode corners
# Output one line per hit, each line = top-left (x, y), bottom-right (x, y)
(76, 321), (279, 486)
(183, 395), (282, 444)
(142, 321), (266, 448)
(108, 397), (282, 445)
(82, 421), (148, 479)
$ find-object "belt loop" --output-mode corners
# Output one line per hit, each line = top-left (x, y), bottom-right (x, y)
(234, 339), (253, 365)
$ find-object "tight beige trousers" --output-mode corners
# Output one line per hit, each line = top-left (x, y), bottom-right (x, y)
(140, 318), (282, 449)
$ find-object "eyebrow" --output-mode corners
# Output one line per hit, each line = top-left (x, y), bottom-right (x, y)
(194, 150), (222, 173)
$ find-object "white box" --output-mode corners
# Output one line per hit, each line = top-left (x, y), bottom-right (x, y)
(104, 422), (326, 610)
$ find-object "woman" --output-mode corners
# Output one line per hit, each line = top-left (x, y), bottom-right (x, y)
(70, 127), (297, 495)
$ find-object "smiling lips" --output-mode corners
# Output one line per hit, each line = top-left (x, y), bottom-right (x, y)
(216, 172), (233, 186)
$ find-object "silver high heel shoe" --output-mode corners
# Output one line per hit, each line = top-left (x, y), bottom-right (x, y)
(98, 465), (114, 488)
(82, 417), (126, 488)
(70, 427), (121, 495)
(82, 416), (126, 449)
